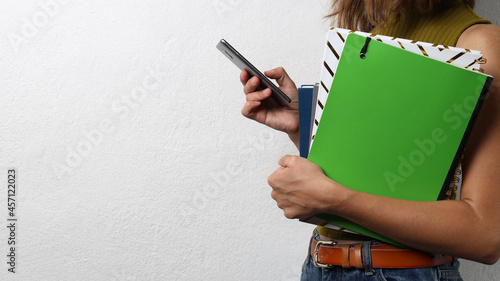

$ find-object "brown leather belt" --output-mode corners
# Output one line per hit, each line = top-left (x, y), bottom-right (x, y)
(311, 239), (454, 269)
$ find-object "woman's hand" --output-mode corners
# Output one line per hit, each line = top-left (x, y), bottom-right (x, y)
(240, 67), (299, 145)
(267, 155), (342, 219)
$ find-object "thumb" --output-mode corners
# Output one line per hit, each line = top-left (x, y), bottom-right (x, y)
(278, 154), (296, 168)
(264, 67), (295, 88)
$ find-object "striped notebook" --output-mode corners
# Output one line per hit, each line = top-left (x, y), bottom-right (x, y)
(309, 27), (486, 151)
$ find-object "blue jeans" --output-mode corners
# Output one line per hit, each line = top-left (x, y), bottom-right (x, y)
(301, 230), (463, 281)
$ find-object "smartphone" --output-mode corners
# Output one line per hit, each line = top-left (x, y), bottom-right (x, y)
(216, 39), (291, 105)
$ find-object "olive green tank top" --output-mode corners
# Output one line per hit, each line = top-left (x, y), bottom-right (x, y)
(317, 3), (491, 240)
(374, 3), (491, 46)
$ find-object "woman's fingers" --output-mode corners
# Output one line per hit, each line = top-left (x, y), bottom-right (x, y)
(245, 88), (271, 102)
(240, 69), (250, 85)
(241, 100), (261, 117)
(243, 76), (261, 94)
(240, 69), (271, 120)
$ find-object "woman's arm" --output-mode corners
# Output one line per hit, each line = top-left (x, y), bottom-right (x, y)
(268, 24), (500, 264)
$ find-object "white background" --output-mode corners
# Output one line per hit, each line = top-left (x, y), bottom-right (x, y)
(0, 0), (498, 280)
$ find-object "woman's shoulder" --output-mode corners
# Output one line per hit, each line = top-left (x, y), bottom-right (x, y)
(457, 24), (500, 57)
(457, 24), (500, 78)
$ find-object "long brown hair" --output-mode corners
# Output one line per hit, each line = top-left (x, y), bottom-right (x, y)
(327, 0), (476, 31)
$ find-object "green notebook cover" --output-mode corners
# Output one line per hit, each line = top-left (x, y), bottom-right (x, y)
(308, 33), (492, 247)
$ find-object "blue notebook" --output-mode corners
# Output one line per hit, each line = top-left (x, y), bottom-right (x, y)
(298, 84), (318, 158)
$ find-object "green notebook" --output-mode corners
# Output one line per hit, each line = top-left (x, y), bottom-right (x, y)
(308, 33), (492, 246)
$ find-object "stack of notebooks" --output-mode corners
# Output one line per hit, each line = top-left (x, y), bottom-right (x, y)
(298, 27), (493, 246)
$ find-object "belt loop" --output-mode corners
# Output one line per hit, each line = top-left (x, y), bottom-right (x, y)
(362, 241), (375, 276)
(353, 244), (364, 269)
(341, 244), (350, 268)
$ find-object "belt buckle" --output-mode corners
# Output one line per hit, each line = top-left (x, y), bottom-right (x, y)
(313, 240), (337, 268)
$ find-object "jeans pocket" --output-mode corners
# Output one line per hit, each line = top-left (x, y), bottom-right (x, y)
(301, 254), (310, 273)
(378, 267), (439, 281)
(300, 255), (324, 281)
(437, 259), (463, 281)
(438, 269), (463, 281)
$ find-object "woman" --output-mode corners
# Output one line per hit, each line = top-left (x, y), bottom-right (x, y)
(239, 0), (500, 280)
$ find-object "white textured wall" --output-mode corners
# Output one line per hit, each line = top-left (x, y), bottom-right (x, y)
(0, 1), (498, 280)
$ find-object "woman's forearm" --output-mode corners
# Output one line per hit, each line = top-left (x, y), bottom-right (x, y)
(327, 184), (500, 264)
